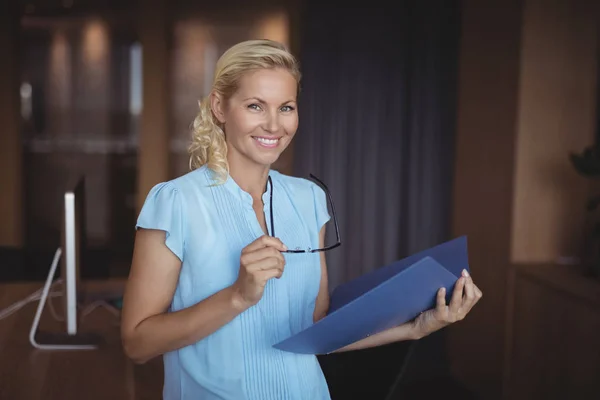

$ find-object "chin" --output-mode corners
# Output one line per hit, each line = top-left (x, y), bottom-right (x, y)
(250, 153), (281, 167)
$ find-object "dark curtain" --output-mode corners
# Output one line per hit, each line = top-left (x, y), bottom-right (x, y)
(294, 0), (459, 292)
(294, 1), (462, 398)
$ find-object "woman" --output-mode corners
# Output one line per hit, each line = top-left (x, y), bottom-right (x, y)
(121, 39), (482, 400)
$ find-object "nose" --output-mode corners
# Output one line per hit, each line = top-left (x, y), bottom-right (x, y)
(263, 110), (281, 134)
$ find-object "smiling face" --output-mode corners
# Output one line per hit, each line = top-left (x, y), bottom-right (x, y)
(211, 67), (299, 169)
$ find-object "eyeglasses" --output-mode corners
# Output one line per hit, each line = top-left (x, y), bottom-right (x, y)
(267, 174), (341, 253)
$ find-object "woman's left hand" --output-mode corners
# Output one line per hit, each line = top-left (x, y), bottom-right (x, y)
(412, 269), (482, 340)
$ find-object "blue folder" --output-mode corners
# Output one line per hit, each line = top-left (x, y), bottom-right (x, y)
(273, 236), (470, 354)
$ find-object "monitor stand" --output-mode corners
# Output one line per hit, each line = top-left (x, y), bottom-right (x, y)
(29, 248), (101, 350)
(33, 331), (103, 348)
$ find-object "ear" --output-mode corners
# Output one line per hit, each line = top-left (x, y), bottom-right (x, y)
(210, 92), (226, 124)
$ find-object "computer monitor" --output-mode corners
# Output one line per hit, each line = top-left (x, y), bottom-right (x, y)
(29, 174), (99, 350)
(61, 175), (86, 335)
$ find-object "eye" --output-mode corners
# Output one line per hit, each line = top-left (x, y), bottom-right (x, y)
(247, 103), (262, 111)
(280, 105), (295, 112)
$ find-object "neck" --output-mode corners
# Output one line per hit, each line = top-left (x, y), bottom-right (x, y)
(227, 154), (271, 199)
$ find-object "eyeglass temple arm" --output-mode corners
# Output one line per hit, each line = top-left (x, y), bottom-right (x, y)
(283, 242), (341, 254)
(270, 173), (341, 248)
(269, 176), (275, 237)
(309, 174), (341, 244)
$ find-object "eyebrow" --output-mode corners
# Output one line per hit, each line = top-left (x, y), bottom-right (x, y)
(243, 97), (296, 105)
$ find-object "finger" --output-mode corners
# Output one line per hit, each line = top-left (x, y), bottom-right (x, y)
(436, 287), (447, 310)
(242, 235), (286, 253)
(449, 277), (465, 314)
(463, 276), (476, 310)
(258, 266), (284, 282)
(241, 246), (285, 267)
(474, 284), (483, 300)
(248, 256), (285, 273)
(242, 235), (288, 254)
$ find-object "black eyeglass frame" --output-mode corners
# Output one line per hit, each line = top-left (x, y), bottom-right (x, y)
(268, 174), (341, 253)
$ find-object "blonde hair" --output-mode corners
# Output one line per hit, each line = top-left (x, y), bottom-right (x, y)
(189, 39), (301, 183)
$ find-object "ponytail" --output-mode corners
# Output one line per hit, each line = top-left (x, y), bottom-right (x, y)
(188, 96), (229, 184)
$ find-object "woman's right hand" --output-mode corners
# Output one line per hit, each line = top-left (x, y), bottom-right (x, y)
(231, 235), (288, 309)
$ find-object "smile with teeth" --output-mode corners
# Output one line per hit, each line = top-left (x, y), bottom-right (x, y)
(253, 136), (280, 147)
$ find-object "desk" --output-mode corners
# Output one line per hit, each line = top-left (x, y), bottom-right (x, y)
(0, 280), (163, 400)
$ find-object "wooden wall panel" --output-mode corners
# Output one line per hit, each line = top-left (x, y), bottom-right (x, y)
(510, 0), (599, 263)
(449, 0), (523, 397)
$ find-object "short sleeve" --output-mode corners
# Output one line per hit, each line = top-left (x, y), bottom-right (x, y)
(136, 182), (186, 262)
(311, 183), (331, 231)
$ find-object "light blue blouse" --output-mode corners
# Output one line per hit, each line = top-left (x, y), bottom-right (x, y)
(136, 164), (332, 400)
